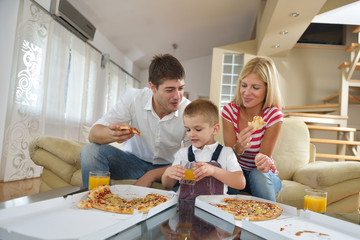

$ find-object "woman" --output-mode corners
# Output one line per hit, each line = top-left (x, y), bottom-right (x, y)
(222, 56), (283, 201)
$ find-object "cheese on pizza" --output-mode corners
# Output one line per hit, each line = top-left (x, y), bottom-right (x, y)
(211, 198), (282, 221)
(77, 185), (169, 214)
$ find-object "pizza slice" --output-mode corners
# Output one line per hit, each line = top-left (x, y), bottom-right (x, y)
(118, 126), (142, 135)
(248, 116), (266, 130)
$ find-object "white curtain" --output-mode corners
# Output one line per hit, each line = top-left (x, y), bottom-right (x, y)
(105, 61), (137, 113)
(1, 0), (102, 181)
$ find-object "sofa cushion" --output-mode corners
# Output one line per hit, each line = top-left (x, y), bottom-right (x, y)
(272, 119), (310, 180)
(293, 161), (360, 187)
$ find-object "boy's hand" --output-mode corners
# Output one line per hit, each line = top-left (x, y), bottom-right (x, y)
(193, 162), (215, 181)
(164, 165), (185, 181)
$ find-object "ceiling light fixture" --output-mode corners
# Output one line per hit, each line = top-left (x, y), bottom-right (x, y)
(274, 44), (280, 48)
(290, 12), (299, 17)
(280, 30), (288, 35)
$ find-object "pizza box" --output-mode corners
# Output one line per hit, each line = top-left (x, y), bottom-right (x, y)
(0, 185), (177, 240)
(242, 210), (360, 240)
(195, 195), (360, 240)
(195, 194), (297, 227)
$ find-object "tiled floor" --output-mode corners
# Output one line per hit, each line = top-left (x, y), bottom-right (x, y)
(0, 177), (41, 202)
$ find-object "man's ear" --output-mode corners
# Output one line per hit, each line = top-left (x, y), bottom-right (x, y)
(149, 82), (157, 93)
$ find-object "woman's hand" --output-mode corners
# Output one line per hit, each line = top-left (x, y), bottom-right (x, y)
(234, 125), (255, 153)
(254, 153), (275, 173)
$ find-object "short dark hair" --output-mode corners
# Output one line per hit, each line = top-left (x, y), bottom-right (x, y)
(184, 99), (219, 126)
(148, 54), (185, 88)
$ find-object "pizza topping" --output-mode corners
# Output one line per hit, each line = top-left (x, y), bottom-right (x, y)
(211, 198), (282, 221)
(248, 116), (266, 130)
(78, 185), (169, 214)
(118, 126), (142, 135)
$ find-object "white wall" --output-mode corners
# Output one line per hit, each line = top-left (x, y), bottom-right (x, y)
(139, 55), (212, 101)
(0, 0), (20, 180)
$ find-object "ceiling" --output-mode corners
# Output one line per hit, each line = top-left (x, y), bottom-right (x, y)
(68, 0), (360, 70)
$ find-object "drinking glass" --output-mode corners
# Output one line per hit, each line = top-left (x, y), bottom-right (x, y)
(304, 189), (327, 213)
(88, 171), (110, 190)
(180, 161), (195, 185)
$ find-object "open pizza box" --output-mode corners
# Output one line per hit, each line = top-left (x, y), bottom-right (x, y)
(195, 194), (360, 240)
(0, 185), (177, 240)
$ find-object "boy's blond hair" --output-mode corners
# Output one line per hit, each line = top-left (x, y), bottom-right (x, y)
(183, 99), (219, 126)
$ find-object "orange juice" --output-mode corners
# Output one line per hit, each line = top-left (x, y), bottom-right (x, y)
(304, 195), (327, 213)
(88, 175), (110, 190)
(183, 168), (195, 180)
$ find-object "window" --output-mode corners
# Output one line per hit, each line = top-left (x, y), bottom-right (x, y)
(219, 54), (243, 110)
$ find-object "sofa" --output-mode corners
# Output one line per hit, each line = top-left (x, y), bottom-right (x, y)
(29, 118), (360, 213)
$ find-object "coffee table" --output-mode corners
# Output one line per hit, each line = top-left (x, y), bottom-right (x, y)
(0, 186), (359, 239)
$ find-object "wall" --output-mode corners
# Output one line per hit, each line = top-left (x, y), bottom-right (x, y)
(139, 55), (212, 101)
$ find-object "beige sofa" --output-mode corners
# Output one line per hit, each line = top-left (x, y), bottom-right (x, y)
(29, 119), (360, 213)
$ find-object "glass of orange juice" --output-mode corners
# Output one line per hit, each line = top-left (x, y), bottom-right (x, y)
(180, 161), (195, 185)
(304, 189), (327, 213)
(88, 171), (110, 190)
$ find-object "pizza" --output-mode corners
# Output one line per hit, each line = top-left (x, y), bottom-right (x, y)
(210, 198), (282, 221)
(77, 185), (169, 214)
(248, 116), (266, 130)
(118, 126), (142, 135)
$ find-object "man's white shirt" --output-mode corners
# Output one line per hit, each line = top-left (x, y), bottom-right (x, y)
(93, 87), (190, 164)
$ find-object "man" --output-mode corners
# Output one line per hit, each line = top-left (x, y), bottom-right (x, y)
(80, 54), (190, 188)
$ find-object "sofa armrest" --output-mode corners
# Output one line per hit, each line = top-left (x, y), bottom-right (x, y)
(293, 161), (360, 188)
(29, 136), (86, 184)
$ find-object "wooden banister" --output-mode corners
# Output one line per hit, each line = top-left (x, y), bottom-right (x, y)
(307, 125), (356, 132)
(285, 112), (348, 120)
(338, 61), (360, 70)
(316, 153), (360, 161)
(311, 138), (360, 146)
(345, 43), (359, 52)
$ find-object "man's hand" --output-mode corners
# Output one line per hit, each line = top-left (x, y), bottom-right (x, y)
(134, 166), (169, 188)
(108, 123), (134, 144)
(134, 171), (155, 188)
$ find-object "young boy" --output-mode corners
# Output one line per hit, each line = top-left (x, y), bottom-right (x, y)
(162, 99), (246, 200)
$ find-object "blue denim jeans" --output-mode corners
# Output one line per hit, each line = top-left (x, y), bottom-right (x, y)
(80, 143), (170, 188)
(227, 169), (282, 202)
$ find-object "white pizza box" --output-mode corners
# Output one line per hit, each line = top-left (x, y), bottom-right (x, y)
(195, 194), (297, 227)
(242, 210), (360, 240)
(0, 185), (177, 240)
(195, 194), (360, 240)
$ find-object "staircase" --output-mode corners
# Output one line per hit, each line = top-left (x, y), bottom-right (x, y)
(284, 26), (360, 162)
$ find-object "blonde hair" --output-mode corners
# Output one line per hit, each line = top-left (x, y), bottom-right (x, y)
(183, 99), (219, 126)
(233, 57), (282, 109)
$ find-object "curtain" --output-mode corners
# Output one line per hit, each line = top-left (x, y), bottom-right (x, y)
(105, 61), (137, 113)
(1, 0), (51, 181)
(1, 0), (138, 182)
(1, 0), (102, 181)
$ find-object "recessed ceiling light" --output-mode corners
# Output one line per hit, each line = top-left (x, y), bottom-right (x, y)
(274, 44), (280, 48)
(290, 12), (300, 17)
(280, 30), (288, 35)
